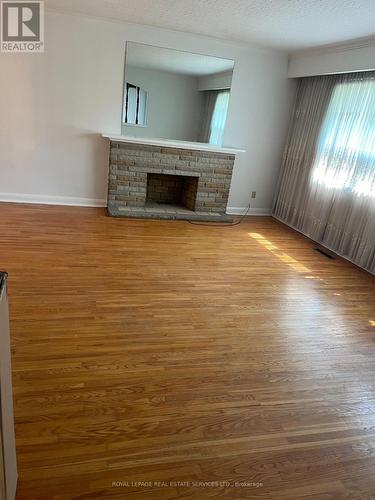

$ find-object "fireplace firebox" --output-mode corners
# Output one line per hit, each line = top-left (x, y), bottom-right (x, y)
(146, 173), (199, 211)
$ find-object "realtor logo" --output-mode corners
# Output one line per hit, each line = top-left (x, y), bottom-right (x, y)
(1, 1), (44, 52)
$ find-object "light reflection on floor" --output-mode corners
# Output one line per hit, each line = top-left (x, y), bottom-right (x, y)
(248, 232), (373, 328)
(249, 233), (313, 275)
(248, 231), (375, 429)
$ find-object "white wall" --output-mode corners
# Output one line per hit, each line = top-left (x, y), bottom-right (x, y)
(122, 65), (203, 142)
(0, 10), (295, 212)
(288, 38), (375, 78)
(197, 70), (233, 91)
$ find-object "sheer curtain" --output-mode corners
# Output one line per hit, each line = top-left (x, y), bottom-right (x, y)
(199, 89), (230, 145)
(274, 72), (375, 274)
(209, 89), (230, 146)
(199, 91), (218, 143)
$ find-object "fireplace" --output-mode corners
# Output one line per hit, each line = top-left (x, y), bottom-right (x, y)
(105, 137), (241, 221)
(146, 173), (199, 211)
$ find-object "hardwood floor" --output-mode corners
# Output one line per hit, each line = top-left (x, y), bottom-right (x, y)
(0, 202), (374, 499)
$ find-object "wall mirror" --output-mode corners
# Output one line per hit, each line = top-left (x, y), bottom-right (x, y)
(122, 42), (235, 146)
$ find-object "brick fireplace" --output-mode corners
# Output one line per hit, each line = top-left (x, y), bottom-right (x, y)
(106, 137), (240, 221)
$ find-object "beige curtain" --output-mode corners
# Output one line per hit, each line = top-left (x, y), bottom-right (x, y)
(274, 72), (375, 274)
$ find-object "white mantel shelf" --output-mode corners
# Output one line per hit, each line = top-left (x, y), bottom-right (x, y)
(102, 134), (245, 155)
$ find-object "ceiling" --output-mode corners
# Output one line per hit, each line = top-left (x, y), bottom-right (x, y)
(45, 0), (375, 51)
(126, 43), (234, 76)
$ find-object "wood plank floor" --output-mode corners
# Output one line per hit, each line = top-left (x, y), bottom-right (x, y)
(0, 202), (374, 499)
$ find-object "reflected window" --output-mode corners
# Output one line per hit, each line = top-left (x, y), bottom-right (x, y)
(209, 90), (230, 146)
(123, 83), (148, 126)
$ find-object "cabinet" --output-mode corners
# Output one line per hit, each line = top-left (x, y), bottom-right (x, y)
(0, 274), (17, 500)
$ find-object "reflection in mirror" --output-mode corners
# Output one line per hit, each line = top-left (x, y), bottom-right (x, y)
(122, 42), (234, 146)
(123, 83), (148, 126)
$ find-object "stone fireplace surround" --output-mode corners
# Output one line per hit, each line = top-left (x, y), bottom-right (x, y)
(104, 136), (244, 222)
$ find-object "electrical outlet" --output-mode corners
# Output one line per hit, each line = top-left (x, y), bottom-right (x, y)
(251, 191), (257, 199)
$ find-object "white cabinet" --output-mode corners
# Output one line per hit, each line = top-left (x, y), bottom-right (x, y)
(0, 274), (17, 500)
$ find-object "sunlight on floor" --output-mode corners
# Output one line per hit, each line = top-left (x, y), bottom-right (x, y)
(249, 233), (312, 274)
(249, 233), (374, 332)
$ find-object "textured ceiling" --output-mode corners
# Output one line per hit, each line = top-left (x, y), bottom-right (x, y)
(45, 0), (375, 51)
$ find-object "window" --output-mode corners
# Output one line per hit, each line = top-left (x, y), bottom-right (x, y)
(123, 83), (148, 126)
(209, 89), (230, 146)
(312, 78), (375, 198)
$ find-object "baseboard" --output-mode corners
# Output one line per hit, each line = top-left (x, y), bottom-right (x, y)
(226, 207), (272, 216)
(0, 196), (272, 215)
(0, 193), (107, 208)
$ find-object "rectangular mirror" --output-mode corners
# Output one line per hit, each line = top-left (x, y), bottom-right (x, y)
(122, 42), (234, 146)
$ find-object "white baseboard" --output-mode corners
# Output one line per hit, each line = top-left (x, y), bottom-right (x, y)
(226, 207), (272, 216)
(0, 192), (107, 208)
(0, 196), (272, 215)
